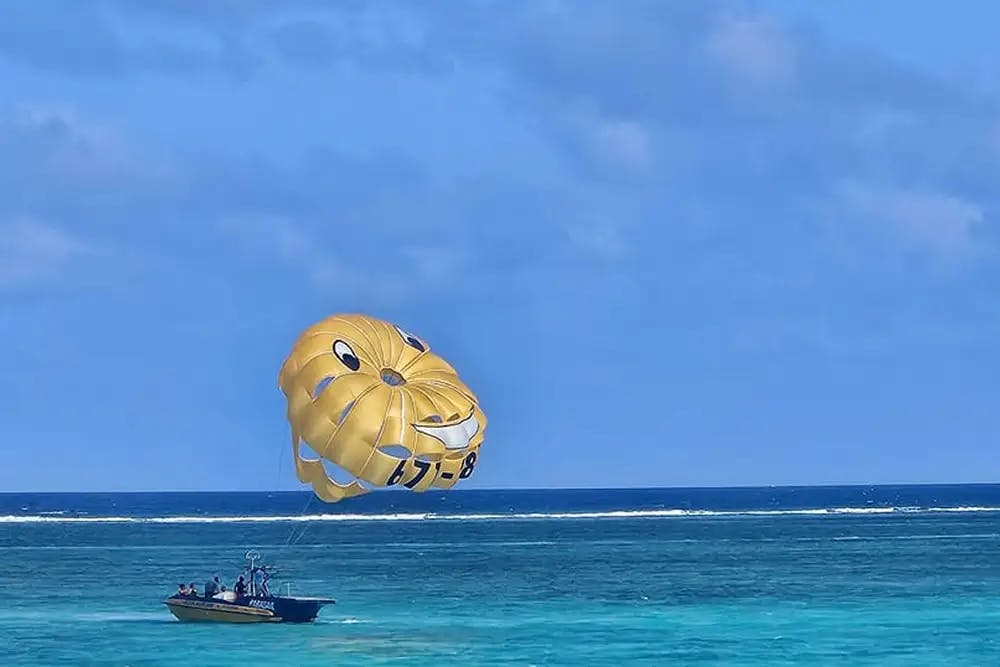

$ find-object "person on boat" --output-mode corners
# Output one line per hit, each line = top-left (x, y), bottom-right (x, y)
(188, 582), (199, 597)
(177, 584), (189, 597)
(233, 575), (247, 598)
(253, 567), (270, 597)
(204, 576), (221, 598)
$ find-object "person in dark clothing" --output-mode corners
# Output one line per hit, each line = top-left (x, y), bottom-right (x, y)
(234, 576), (247, 598)
(204, 576), (221, 598)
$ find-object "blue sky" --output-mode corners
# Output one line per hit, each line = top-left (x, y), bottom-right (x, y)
(1, 1), (999, 492)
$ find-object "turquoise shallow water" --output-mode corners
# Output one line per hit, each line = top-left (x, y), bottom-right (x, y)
(2, 487), (1000, 665)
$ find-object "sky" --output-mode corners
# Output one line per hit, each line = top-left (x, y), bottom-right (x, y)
(1, 1), (999, 492)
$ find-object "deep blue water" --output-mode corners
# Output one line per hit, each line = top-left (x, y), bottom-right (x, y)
(2, 485), (1000, 665)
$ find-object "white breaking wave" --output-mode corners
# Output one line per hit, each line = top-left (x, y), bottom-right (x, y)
(2, 506), (1000, 524)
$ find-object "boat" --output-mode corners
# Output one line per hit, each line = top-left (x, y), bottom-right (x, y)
(163, 550), (335, 623)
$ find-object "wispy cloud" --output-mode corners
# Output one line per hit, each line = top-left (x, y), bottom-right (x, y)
(223, 214), (364, 290)
(222, 214), (444, 307)
(706, 13), (797, 87)
(0, 220), (98, 290)
(837, 182), (988, 260)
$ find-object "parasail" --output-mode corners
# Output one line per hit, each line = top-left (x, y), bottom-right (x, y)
(277, 313), (487, 502)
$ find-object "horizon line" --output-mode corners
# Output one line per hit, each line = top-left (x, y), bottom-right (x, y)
(2, 480), (1000, 494)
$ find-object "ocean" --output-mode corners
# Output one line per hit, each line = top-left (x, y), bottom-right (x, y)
(2, 485), (999, 665)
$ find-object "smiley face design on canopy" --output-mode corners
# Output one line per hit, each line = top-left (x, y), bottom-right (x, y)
(278, 313), (487, 502)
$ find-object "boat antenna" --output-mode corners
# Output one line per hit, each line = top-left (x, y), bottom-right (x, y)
(245, 550), (261, 597)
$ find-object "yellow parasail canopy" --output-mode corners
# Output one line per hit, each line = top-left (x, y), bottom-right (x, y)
(277, 313), (487, 502)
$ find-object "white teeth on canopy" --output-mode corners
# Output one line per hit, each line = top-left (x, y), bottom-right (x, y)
(413, 412), (480, 450)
